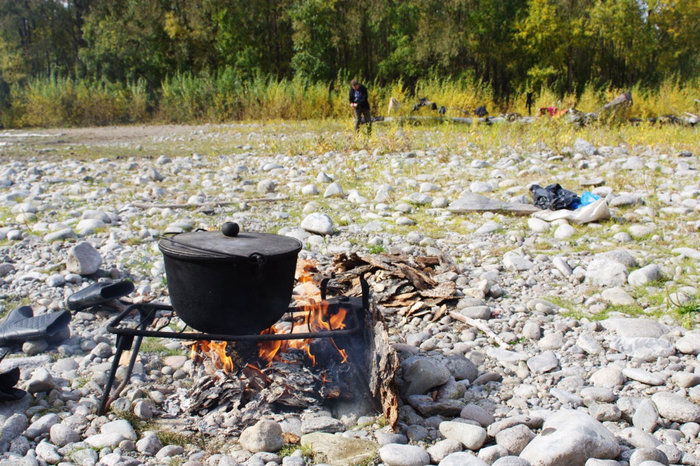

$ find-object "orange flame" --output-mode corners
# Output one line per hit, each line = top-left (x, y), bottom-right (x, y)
(190, 340), (234, 372)
(258, 260), (350, 367)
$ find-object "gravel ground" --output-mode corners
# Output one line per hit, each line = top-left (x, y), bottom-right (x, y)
(0, 123), (698, 466)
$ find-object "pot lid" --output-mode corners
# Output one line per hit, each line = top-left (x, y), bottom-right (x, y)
(158, 224), (303, 261)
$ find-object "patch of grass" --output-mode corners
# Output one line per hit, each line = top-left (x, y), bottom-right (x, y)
(139, 337), (185, 356)
(278, 443), (314, 459)
(367, 244), (385, 254)
(156, 430), (200, 449)
(667, 289), (700, 329)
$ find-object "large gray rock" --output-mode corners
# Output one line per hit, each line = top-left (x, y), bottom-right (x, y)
(439, 421), (487, 450)
(378, 443), (430, 466)
(460, 404), (495, 427)
(628, 264), (662, 287)
(495, 424), (534, 455)
(101, 419), (137, 441)
(609, 337), (675, 361)
(519, 410), (619, 466)
(25, 413), (60, 440)
(49, 424), (80, 447)
(403, 357), (451, 396)
(585, 259), (628, 287)
(526, 351), (559, 374)
(651, 392), (700, 423)
(448, 193), (539, 214)
(590, 366), (625, 388)
(239, 420), (284, 452)
(675, 333), (700, 354)
(300, 212), (333, 236)
(66, 242), (102, 275)
(427, 439), (463, 463)
(601, 318), (668, 338)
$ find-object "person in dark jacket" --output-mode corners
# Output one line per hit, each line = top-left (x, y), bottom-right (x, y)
(349, 79), (371, 134)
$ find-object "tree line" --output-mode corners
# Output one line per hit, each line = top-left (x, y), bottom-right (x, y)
(1, 0), (698, 117)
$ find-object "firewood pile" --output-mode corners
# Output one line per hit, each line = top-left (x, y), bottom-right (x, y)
(331, 252), (460, 321)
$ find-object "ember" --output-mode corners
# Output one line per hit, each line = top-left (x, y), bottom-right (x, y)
(190, 340), (234, 372)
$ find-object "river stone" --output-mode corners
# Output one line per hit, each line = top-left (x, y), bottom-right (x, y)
(35, 441), (61, 464)
(478, 445), (508, 464)
(460, 404), (495, 427)
(628, 264), (662, 287)
(675, 333), (700, 354)
(378, 444), (430, 466)
(585, 259), (628, 287)
(70, 446), (99, 465)
(601, 318), (668, 338)
(629, 448), (669, 466)
(528, 218), (550, 233)
(618, 427), (662, 449)
(26, 367), (57, 393)
(633, 399), (659, 432)
(554, 223), (576, 240)
(136, 433), (163, 455)
(439, 421), (487, 450)
(323, 182), (344, 198)
(44, 228), (76, 242)
(49, 423), (80, 447)
(609, 337), (675, 361)
(101, 419), (137, 441)
(427, 439), (463, 463)
(239, 420), (284, 452)
(300, 212), (333, 235)
(622, 368), (666, 386)
(439, 451), (488, 465)
(492, 458), (532, 466)
(25, 413), (60, 439)
(76, 218), (105, 235)
(598, 250), (637, 268)
(520, 410), (619, 466)
(590, 366), (625, 388)
(672, 372), (700, 388)
(526, 351), (559, 374)
(503, 252), (533, 271)
(66, 242), (102, 275)
(403, 357), (451, 396)
(494, 424), (534, 455)
(601, 287), (636, 305)
(1, 414), (28, 445)
(85, 432), (125, 448)
(651, 392), (700, 423)
(573, 138), (597, 155)
(576, 334), (603, 354)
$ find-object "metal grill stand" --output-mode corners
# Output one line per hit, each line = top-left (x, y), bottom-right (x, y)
(98, 277), (369, 414)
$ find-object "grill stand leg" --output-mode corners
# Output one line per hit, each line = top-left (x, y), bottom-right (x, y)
(99, 334), (133, 415)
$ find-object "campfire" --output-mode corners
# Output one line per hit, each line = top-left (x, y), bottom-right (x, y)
(99, 257), (399, 432)
(177, 260), (398, 430)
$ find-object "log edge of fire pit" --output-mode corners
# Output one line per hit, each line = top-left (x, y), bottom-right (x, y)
(366, 299), (400, 431)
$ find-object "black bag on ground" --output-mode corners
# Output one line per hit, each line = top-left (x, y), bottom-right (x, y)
(530, 183), (580, 210)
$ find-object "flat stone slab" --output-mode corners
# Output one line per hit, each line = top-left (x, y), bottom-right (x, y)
(448, 193), (540, 215)
(301, 432), (378, 466)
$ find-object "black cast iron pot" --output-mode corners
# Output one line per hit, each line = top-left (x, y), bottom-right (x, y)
(158, 223), (303, 335)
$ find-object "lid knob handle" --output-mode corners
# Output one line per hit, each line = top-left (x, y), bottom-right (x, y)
(222, 222), (240, 237)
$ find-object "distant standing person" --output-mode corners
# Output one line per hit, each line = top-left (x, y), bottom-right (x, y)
(349, 79), (371, 134)
(526, 92), (534, 116)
